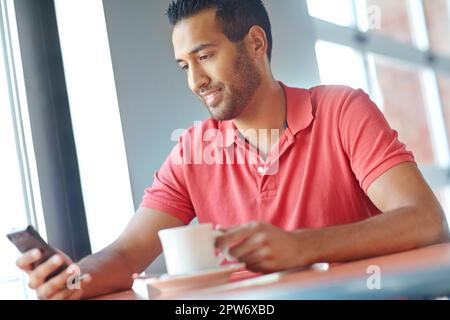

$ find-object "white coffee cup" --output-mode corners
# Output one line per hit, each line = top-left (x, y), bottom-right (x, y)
(158, 223), (230, 275)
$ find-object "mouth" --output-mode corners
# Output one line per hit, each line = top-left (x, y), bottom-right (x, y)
(202, 88), (223, 108)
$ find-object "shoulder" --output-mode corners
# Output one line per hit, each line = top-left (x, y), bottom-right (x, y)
(308, 85), (367, 106)
(307, 85), (375, 119)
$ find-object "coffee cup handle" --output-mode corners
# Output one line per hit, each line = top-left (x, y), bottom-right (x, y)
(213, 230), (236, 264)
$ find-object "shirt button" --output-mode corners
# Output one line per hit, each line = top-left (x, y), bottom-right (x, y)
(257, 166), (265, 174)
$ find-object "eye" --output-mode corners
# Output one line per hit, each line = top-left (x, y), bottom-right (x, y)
(199, 54), (210, 61)
(180, 64), (189, 71)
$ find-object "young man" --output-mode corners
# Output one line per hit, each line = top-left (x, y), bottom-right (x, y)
(16, 0), (449, 300)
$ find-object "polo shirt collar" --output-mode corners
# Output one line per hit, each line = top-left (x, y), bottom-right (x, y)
(218, 81), (314, 147)
(280, 82), (314, 136)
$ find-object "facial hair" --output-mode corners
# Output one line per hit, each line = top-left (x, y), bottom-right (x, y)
(207, 44), (262, 121)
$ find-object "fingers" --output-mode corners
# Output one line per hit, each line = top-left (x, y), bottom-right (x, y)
(37, 269), (91, 300)
(47, 287), (81, 300)
(242, 250), (278, 273)
(16, 249), (87, 300)
(245, 262), (270, 273)
(28, 254), (67, 290)
(66, 289), (84, 300)
(16, 249), (41, 273)
(240, 248), (270, 266)
(35, 263), (74, 299)
(48, 274), (92, 300)
(215, 222), (265, 251)
(229, 233), (268, 260)
(54, 248), (73, 266)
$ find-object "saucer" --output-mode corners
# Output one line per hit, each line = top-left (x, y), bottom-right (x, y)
(143, 263), (246, 295)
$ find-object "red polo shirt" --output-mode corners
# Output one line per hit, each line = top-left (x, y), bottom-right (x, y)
(140, 84), (415, 230)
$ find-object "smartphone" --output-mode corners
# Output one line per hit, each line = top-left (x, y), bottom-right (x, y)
(6, 225), (69, 281)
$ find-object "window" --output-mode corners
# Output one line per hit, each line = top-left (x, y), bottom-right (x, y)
(423, 0), (450, 57)
(309, 0), (450, 176)
(371, 55), (434, 164)
(315, 40), (368, 91)
(307, 0), (355, 27)
(54, 0), (135, 252)
(438, 74), (450, 142)
(0, 52), (28, 298)
(1, 0), (135, 298)
(0, 0), (42, 299)
(309, 0), (450, 226)
(365, 0), (414, 45)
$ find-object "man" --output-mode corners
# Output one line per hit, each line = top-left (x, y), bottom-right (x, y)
(16, 0), (449, 300)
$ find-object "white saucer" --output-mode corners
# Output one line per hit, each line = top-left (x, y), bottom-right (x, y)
(143, 263), (245, 295)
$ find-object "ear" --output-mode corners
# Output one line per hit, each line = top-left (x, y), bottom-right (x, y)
(245, 26), (268, 60)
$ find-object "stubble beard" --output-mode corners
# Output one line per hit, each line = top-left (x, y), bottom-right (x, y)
(207, 44), (262, 121)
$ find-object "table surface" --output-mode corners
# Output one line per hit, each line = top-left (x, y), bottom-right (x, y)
(93, 243), (450, 300)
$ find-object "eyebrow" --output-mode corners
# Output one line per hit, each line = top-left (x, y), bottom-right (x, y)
(175, 43), (216, 63)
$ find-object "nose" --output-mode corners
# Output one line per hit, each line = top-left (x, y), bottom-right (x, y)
(188, 64), (209, 94)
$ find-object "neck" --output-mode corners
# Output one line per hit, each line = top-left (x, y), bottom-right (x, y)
(233, 78), (286, 133)
(232, 77), (287, 160)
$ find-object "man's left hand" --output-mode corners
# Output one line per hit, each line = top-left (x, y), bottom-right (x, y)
(215, 222), (310, 273)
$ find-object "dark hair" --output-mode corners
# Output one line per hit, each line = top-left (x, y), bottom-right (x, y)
(166, 0), (273, 61)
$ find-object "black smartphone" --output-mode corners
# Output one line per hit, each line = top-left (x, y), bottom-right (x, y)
(6, 225), (69, 281)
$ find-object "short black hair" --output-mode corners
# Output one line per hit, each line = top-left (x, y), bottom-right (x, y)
(166, 0), (273, 61)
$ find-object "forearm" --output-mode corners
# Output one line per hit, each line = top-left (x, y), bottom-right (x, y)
(300, 206), (450, 264)
(77, 244), (136, 299)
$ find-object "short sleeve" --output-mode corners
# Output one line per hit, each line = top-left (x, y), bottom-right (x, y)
(339, 89), (416, 193)
(139, 142), (195, 224)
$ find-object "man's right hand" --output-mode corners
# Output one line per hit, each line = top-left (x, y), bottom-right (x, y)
(15, 249), (92, 300)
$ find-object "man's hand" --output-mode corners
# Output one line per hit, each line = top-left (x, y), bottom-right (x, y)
(215, 222), (310, 273)
(15, 249), (92, 300)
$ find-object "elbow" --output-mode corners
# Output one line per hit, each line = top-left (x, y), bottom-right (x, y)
(436, 218), (450, 243)
(425, 208), (450, 245)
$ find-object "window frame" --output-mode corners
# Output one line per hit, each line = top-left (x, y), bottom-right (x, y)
(309, 0), (450, 185)
(0, 0), (45, 299)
